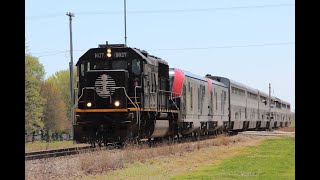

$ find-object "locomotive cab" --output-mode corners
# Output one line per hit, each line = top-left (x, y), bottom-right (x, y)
(76, 44), (143, 110)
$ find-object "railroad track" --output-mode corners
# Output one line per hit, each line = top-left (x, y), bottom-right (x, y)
(25, 129), (292, 161)
(25, 146), (94, 161)
(24, 136), (217, 161)
(239, 130), (295, 136)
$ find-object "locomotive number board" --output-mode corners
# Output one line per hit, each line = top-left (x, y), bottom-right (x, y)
(93, 50), (129, 59)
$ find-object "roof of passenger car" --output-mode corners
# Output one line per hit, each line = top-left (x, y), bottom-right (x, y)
(179, 69), (227, 87)
(229, 79), (258, 94)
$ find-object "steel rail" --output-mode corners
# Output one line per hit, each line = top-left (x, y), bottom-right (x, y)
(25, 146), (93, 161)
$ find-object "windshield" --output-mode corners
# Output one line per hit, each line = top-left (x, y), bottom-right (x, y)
(90, 61), (110, 70)
(85, 60), (130, 71)
(112, 60), (128, 70)
(88, 60), (128, 70)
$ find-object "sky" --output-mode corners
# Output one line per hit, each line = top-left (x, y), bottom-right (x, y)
(25, 0), (295, 111)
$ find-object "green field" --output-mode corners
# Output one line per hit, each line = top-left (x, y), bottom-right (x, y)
(173, 137), (295, 180)
(290, 118), (295, 128)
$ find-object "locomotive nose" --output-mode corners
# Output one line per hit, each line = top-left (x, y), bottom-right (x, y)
(79, 70), (128, 109)
(95, 74), (116, 98)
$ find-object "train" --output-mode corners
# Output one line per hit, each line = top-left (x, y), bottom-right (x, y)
(72, 42), (292, 146)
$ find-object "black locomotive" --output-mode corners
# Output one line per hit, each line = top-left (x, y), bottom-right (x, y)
(73, 42), (179, 145)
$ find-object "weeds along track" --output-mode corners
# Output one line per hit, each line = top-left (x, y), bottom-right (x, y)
(25, 132), (230, 161)
(26, 130), (286, 161)
(25, 134), (268, 180)
(25, 146), (94, 160)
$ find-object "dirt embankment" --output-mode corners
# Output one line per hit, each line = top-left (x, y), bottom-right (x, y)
(276, 127), (295, 132)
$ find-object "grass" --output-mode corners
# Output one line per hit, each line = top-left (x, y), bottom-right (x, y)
(28, 134), (254, 179)
(79, 135), (249, 176)
(26, 135), (291, 179)
(25, 141), (89, 152)
(172, 137), (295, 180)
(80, 135), (267, 180)
(86, 162), (167, 180)
(290, 118), (295, 128)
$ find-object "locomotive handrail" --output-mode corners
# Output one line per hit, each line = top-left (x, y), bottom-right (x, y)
(156, 89), (180, 111)
(77, 87), (95, 105)
(134, 86), (142, 110)
(112, 87), (141, 126)
(73, 87), (95, 124)
(74, 86), (138, 109)
(73, 86), (141, 125)
(72, 88), (79, 125)
(111, 87), (138, 109)
(134, 86), (142, 128)
(170, 92), (180, 111)
(134, 86), (142, 134)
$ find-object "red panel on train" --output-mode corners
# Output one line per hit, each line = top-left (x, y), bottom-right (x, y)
(171, 68), (185, 96)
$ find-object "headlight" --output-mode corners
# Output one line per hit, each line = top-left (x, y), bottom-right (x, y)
(107, 48), (112, 58)
(86, 102), (92, 107)
(114, 101), (120, 107)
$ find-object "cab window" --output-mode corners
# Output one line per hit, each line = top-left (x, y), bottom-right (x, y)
(80, 63), (85, 76)
(132, 59), (141, 75)
(112, 60), (127, 70)
(91, 61), (110, 70)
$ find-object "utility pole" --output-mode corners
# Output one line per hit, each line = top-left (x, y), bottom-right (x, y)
(268, 83), (271, 130)
(124, 0), (127, 46)
(66, 12), (75, 137)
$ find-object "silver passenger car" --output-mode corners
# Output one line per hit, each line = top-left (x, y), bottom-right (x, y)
(205, 75), (292, 131)
(257, 90), (269, 128)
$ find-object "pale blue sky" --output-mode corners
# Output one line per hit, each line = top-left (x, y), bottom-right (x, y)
(25, 0), (295, 111)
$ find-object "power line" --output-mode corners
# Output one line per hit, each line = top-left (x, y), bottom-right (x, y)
(37, 52), (69, 58)
(85, 4), (295, 15)
(33, 42), (294, 57)
(26, 3), (294, 20)
(26, 14), (63, 20)
(147, 42), (295, 51)
(34, 49), (84, 55)
(33, 50), (69, 55)
(36, 50), (84, 58)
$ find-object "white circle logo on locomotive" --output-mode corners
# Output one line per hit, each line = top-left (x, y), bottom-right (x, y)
(94, 74), (116, 98)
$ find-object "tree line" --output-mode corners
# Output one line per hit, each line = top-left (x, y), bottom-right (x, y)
(25, 50), (75, 139)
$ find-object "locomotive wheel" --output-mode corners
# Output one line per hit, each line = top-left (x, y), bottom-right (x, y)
(227, 131), (238, 136)
(117, 142), (126, 149)
(98, 142), (103, 147)
(90, 142), (96, 148)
